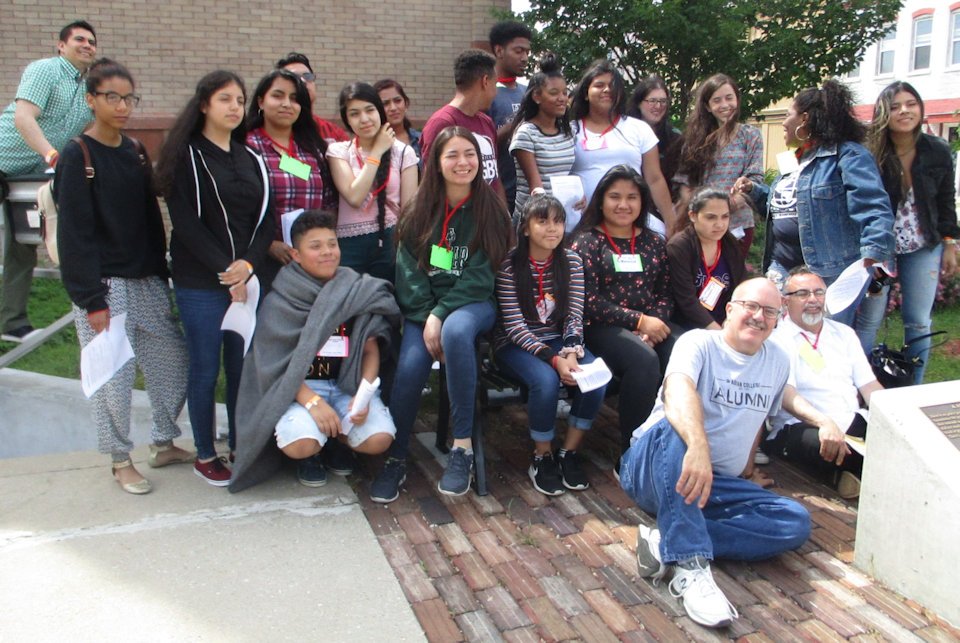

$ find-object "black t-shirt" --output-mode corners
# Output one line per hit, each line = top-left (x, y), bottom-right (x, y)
(770, 172), (804, 269)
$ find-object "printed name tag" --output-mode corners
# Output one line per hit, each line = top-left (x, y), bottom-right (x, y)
(279, 154), (311, 181)
(582, 136), (607, 151)
(730, 226), (745, 240)
(318, 335), (349, 358)
(798, 341), (825, 373)
(698, 277), (725, 310)
(536, 294), (556, 324)
(612, 254), (643, 272)
(430, 244), (454, 270)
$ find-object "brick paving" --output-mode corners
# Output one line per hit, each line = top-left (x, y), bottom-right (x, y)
(354, 401), (959, 642)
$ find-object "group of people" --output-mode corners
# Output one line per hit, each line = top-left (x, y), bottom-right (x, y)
(2, 18), (958, 631)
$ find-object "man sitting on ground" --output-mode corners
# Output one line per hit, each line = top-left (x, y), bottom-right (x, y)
(229, 210), (400, 492)
(764, 266), (883, 499)
(620, 277), (841, 628)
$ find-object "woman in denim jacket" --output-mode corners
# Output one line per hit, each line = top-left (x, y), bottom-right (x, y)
(734, 80), (894, 326)
(855, 82), (958, 382)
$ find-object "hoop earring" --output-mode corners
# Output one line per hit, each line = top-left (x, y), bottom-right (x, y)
(795, 125), (809, 141)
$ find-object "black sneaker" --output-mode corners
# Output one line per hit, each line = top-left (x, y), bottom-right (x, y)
(370, 457), (406, 503)
(1, 325), (41, 343)
(322, 439), (356, 476)
(557, 449), (590, 490)
(438, 447), (473, 496)
(529, 452), (564, 496)
(297, 454), (327, 487)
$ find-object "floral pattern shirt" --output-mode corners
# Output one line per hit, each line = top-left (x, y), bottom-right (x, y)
(894, 187), (927, 255)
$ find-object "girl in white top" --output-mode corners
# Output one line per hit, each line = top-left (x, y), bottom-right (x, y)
(326, 82), (419, 281)
(568, 60), (678, 234)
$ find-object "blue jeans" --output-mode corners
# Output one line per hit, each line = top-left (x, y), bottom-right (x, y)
(854, 244), (943, 384)
(767, 259), (867, 328)
(175, 287), (244, 460)
(338, 228), (395, 283)
(495, 339), (605, 442)
(388, 301), (495, 459)
(619, 418), (810, 563)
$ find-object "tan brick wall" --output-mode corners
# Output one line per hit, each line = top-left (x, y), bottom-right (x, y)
(0, 0), (509, 128)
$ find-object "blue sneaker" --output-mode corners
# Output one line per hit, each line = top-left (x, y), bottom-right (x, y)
(370, 457), (406, 503)
(297, 454), (327, 487)
(438, 447), (473, 496)
(322, 439), (356, 476)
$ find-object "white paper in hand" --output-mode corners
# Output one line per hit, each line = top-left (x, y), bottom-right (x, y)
(548, 175), (585, 232)
(825, 259), (870, 315)
(340, 377), (380, 436)
(280, 209), (305, 246)
(80, 312), (135, 398)
(221, 275), (261, 355)
(570, 357), (613, 393)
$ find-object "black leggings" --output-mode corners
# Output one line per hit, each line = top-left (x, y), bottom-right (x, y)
(765, 414), (866, 480)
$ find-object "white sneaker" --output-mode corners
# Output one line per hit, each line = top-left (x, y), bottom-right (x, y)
(555, 399), (571, 419)
(754, 450), (770, 465)
(668, 557), (738, 628)
(636, 525), (668, 585)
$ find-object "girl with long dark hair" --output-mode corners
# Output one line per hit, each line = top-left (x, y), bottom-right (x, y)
(374, 78), (422, 161)
(370, 126), (510, 503)
(676, 74), (763, 258)
(326, 82), (418, 281)
(245, 69), (336, 290)
(494, 195), (605, 496)
(156, 70), (272, 486)
(56, 59), (192, 494)
(855, 82), (958, 382)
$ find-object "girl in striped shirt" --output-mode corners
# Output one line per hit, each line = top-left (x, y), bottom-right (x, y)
(494, 195), (606, 496)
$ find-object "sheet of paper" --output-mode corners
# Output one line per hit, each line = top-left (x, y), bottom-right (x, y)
(845, 435), (866, 456)
(776, 150), (799, 175)
(80, 313), (135, 398)
(221, 275), (261, 354)
(341, 377), (381, 436)
(825, 259), (870, 315)
(548, 175), (585, 232)
(571, 357), (613, 393)
(280, 208), (305, 246)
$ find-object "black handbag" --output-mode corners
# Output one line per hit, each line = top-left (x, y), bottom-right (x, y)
(869, 331), (946, 388)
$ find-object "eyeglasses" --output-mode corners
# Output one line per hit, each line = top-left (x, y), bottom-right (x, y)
(93, 91), (140, 107)
(296, 72), (316, 82)
(732, 300), (780, 319)
(782, 288), (826, 299)
(642, 98), (668, 106)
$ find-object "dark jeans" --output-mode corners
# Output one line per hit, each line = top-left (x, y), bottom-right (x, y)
(338, 228), (396, 283)
(585, 322), (679, 453)
(764, 414), (866, 481)
(1, 175), (37, 332)
(175, 286), (243, 459)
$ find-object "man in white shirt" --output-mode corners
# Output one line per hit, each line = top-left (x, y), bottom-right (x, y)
(621, 277), (842, 629)
(764, 267), (883, 499)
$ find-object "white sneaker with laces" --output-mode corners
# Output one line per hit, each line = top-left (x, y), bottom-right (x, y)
(635, 525), (668, 585)
(668, 557), (738, 628)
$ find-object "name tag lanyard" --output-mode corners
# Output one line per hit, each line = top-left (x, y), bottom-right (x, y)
(264, 130), (312, 181)
(698, 240), (723, 295)
(530, 255), (553, 308)
(801, 327), (822, 352)
(601, 222), (636, 259)
(430, 194), (471, 270)
(580, 117), (618, 150)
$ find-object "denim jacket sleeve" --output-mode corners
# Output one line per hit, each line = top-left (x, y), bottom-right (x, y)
(837, 142), (894, 263)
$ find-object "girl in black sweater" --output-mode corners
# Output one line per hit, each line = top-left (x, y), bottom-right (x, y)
(55, 59), (192, 494)
(156, 70), (272, 486)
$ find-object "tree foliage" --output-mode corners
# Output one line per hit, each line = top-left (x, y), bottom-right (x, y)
(516, 0), (903, 119)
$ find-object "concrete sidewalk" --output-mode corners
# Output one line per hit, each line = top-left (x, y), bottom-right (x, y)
(0, 369), (424, 641)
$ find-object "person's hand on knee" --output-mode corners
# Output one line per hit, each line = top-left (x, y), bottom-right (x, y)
(309, 399), (342, 438)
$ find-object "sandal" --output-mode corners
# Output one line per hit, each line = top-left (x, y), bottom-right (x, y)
(148, 444), (195, 468)
(112, 459), (152, 495)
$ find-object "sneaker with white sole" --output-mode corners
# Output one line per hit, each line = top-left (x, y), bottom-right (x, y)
(438, 447), (473, 496)
(753, 450), (770, 465)
(669, 556), (738, 628)
(529, 452), (564, 496)
(636, 524), (668, 585)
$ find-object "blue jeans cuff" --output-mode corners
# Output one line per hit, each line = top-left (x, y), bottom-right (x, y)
(529, 428), (555, 443)
(568, 415), (593, 431)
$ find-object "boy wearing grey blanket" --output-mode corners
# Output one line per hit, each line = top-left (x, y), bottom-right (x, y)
(229, 210), (401, 492)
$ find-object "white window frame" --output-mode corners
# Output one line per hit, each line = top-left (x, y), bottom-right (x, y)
(877, 26), (897, 76)
(951, 10), (960, 67)
(911, 15), (933, 72)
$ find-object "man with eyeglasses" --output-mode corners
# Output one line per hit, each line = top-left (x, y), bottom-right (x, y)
(619, 277), (841, 628)
(763, 267), (882, 500)
(0, 20), (97, 343)
(275, 52), (349, 145)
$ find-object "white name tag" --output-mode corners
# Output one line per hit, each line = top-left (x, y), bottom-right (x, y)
(536, 294), (556, 324)
(583, 135), (607, 151)
(698, 277), (725, 311)
(613, 254), (643, 272)
(730, 226), (745, 240)
(318, 335), (349, 358)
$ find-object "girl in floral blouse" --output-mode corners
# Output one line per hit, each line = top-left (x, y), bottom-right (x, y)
(569, 165), (676, 465)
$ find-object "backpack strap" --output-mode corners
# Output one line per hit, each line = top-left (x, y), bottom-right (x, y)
(71, 136), (94, 179)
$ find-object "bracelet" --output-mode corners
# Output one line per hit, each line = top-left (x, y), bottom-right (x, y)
(636, 313), (644, 331)
(242, 260), (253, 274)
(365, 156), (381, 167)
(45, 149), (58, 166)
(550, 356), (560, 370)
(944, 237), (957, 246)
(304, 394), (323, 411)
(531, 187), (546, 196)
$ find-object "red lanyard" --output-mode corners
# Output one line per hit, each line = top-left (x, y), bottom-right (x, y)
(440, 194), (471, 249)
(600, 222), (636, 256)
(700, 241), (722, 281)
(497, 76), (517, 84)
(261, 129), (297, 159)
(794, 140), (814, 162)
(354, 139), (391, 206)
(530, 256), (553, 305)
(580, 116), (618, 144)
(801, 327), (822, 351)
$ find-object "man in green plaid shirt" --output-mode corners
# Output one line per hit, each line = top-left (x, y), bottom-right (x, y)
(0, 20), (96, 342)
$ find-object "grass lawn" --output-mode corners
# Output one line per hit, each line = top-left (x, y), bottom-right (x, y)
(2, 275), (958, 386)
